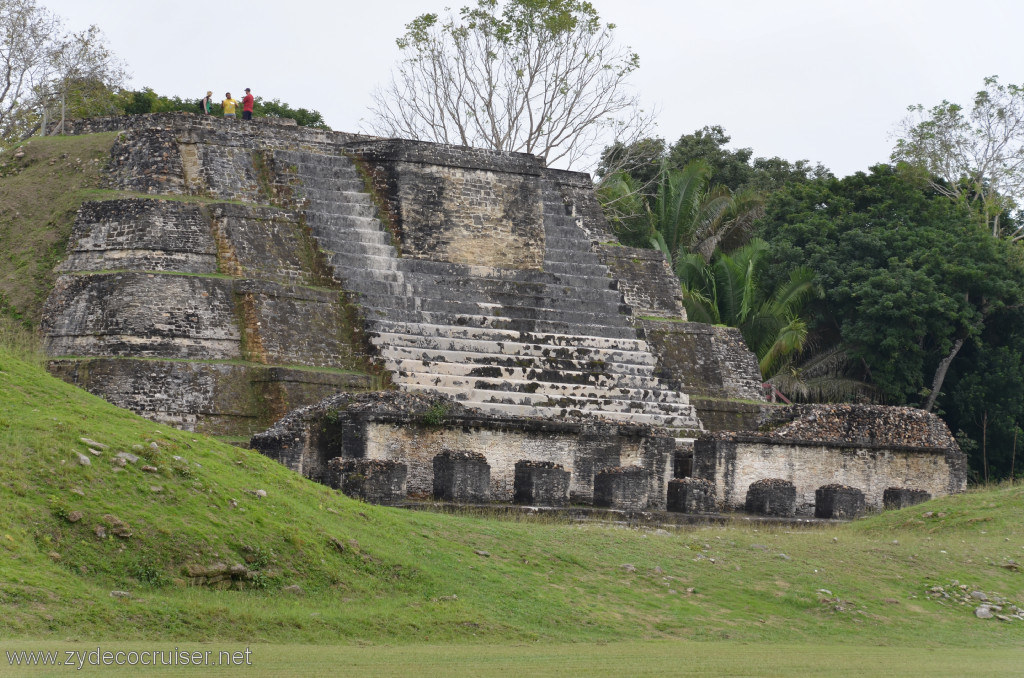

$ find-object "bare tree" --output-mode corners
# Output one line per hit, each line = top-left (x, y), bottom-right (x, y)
(892, 76), (1024, 240)
(368, 0), (650, 170)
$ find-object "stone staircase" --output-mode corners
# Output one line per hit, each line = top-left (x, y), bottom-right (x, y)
(274, 149), (702, 433)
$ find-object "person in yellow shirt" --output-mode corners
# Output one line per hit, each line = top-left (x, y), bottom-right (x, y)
(222, 92), (239, 118)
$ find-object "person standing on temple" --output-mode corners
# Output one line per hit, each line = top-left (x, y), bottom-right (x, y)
(242, 88), (254, 121)
(201, 91), (213, 114)
(222, 92), (239, 119)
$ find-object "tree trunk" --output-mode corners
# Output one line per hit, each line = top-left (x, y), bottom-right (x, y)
(924, 337), (964, 413)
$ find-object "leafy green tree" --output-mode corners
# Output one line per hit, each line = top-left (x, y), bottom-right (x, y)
(675, 238), (820, 377)
(892, 75), (1024, 240)
(945, 312), (1024, 481)
(668, 125), (831, 193)
(758, 165), (1024, 417)
(253, 98), (327, 128)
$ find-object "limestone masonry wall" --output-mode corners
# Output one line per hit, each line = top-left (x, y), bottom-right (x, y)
(693, 405), (967, 514)
(58, 199), (217, 274)
(596, 245), (685, 318)
(345, 139), (546, 270)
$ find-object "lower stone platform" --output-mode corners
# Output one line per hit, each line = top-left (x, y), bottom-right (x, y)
(251, 391), (675, 509)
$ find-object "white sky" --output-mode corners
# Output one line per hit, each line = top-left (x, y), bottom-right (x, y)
(40, 0), (1024, 177)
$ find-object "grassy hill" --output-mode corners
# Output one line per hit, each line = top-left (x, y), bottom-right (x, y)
(0, 343), (1021, 649)
(0, 134), (119, 328)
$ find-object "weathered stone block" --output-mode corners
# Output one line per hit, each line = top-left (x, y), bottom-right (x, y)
(593, 466), (650, 510)
(745, 478), (796, 517)
(326, 458), (407, 506)
(883, 487), (932, 510)
(513, 460), (570, 506)
(667, 477), (716, 514)
(432, 450), (490, 503)
(814, 483), (866, 519)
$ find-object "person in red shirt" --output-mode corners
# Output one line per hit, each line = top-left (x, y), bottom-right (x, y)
(242, 88), (255, 121)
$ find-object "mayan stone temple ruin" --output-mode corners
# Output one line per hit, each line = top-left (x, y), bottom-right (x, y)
(41, 113), (968, 518)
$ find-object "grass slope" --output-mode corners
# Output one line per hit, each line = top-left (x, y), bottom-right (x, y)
(0, 345), (1021, 649)
(0, 134), (118, 327)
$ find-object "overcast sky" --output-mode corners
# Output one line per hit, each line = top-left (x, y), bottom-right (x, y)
(41, 0), (1024, 178)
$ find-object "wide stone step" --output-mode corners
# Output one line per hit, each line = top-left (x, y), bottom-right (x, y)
(352, 289), (630, 322)
(397, 382), (693, 414)
(544, 235), (594, 252)
(298, 184), (368, 201)
(327, 252), (400, 273)
(389, 369), (689, 405)
(340, 273), (620, 309)
(356, 294), (632, 329)
(382, 357), (666, 389)
(425, 276), (624, 306)
(397, 258), (616, 291)
(313, 227), (392, 247)
(273, 152), (357, 171)
(320, 240), (396, 259)
(299, 200), (376, 219)
(396, 384), (701, 429)
(366, 319), (647, 351)
(362, 307), (638, 339)
(306, 213), (382, 233)
(380, 342), (659, 374)
(544, 248), (604, 266)
(369, 331), (657, 366)
(542, 260), (613, 278)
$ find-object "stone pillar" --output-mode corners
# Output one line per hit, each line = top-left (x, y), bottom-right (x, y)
(883, 487), (932, 510)
(593, 466), (650, 510)
(432, 450), (490, 503)
(745, 478), (796, 517)
(667, 477), (716, 514)
(513, 461), (570, 506)
(326, 458), (407, 506)
(814, 484), (866, 519)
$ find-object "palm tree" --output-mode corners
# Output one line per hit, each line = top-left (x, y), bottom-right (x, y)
(675, 239), (820, 378)
(598, 160), (764, 262)
(649, 160), (764, 265)
(767, 343), (878, 403)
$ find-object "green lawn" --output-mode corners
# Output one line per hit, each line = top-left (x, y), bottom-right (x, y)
(1, 641), (1021, 677)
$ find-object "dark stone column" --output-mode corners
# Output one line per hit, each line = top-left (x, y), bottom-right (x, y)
(814, 484), (866, 519)
(667, 477), (716, 514)
(513, 460), (570, 506)
(745, 478), (796, 517)
(432, 450), (491, 502)
(593, 466), (651, 510)
(326, 457), (407, 505)
(883, 487), (932, 510)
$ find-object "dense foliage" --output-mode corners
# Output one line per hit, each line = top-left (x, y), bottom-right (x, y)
(758, 165), (1024, 478)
